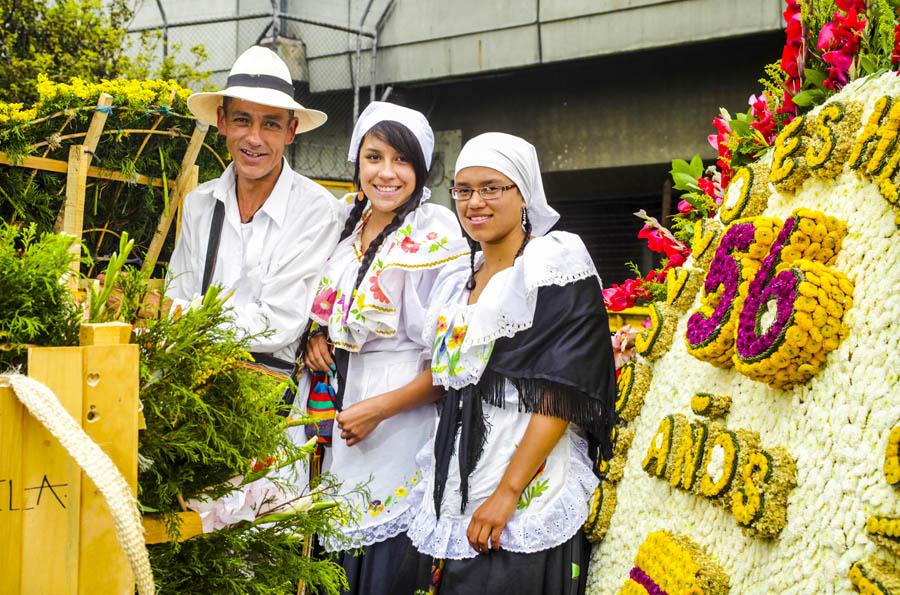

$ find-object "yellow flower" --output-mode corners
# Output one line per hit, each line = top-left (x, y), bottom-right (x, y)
(446, 325), (467, 349)
(394, 486), (408, 499)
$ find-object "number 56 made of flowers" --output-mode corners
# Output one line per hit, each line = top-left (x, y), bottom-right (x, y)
(684, 208), (854, 390)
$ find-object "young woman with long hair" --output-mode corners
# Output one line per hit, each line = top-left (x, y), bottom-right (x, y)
(303, 102), (469, 594)
(397, 132), (617, 595)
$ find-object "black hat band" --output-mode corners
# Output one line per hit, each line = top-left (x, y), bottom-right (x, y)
(226, 73), (295, 98)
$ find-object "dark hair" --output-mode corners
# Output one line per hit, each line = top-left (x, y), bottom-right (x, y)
(340, 120), (430, 293)
(465, 207), (531, 291)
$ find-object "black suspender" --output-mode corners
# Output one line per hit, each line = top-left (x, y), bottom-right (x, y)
(201, 200), (225, 295)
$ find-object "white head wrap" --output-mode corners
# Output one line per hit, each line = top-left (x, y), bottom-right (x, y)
(454, 132), (560, 236)
(348, 101), (435, 167)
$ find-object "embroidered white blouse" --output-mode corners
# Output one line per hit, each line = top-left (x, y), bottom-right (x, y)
(167, 160), (346, 362)
(407, 231), (601, 559)
(308, 202), (469, 551)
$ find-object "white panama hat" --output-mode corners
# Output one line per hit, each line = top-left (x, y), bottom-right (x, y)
(187, 46), (327, 133)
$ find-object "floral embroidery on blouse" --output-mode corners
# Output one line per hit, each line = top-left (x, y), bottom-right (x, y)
(363, 468), (424, 518)
(431, 308), (493, 383)
(517, 459), (550, 510)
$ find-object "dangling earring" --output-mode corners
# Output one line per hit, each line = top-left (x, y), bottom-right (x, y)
(356, 190), (365, 202)
(521, 207), (529, 231)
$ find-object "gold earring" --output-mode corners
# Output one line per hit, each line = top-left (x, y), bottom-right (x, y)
(356, 190), (365, 202)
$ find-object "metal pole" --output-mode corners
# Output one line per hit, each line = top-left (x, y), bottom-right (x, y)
(353, 0), (377, 123)
(370, 30), (377, 103)
(154, 0), (169, 60)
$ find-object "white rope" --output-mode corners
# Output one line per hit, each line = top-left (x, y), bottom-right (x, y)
(6, 374), (155, 595)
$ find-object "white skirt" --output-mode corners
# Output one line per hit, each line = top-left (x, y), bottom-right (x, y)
(320, 349), (436, 552)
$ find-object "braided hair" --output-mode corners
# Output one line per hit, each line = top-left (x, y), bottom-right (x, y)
(465, 207), (532, 290)
(341, 120), (430, 293)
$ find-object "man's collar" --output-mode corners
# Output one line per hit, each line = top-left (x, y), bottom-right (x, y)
(211, 158), (294, 228)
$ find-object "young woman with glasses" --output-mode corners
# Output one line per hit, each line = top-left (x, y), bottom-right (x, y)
(302, 102), (469, 595)
(395, 132), (617, 595)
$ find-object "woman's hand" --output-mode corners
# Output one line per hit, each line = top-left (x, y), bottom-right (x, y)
(466, 484), (519, 554)
(304, 334), (334, 372)
(336, 395), (388, 446)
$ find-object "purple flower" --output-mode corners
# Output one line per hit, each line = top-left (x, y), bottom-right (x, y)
(629, 566), (667, 595)
(736, 217), (799, 360)
(686, 223), (756, 347)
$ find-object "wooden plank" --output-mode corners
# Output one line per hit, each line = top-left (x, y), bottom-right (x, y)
(0, 378), (25, 595)
(77, 329), (139, 595)
(0, 152), (172, 189)
(175, 164), (199, 241)
(79, 322), (131, 347)
(608, 305), (652, 333)
(23, 347), (85, 595)
(142, 123), (209, 275)
(83, 94), (113, 156)
(61, 145), (91, 281)
(142, 512), (204, 544)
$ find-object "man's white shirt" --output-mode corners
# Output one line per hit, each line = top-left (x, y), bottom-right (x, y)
(167, 158), (346, 363)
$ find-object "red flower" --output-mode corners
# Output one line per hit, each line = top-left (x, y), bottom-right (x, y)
(602, 278), (649, 311)
(369, 275), (389, 303)
(697, 177), (716, 199)
(638, 225), (690, 268)
(400, 236), (420, 253)
(816, 2), (867, 91)
(778, 0), (803, 117)
(749, 94), (777, 144)
(708, 114), (733, 187)
(893, 7), (900, 71)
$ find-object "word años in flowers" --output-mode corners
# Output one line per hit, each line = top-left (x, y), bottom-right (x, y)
(619, 530), (729, 595)
(642, 414), (796, 538)
(885, 423), (900, 486)
(0, 476), (68, 511)
(686, 209), (854, 389)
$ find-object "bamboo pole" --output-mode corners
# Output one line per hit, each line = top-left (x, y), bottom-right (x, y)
(0, 152), (173, 189)
(142, 123), (208, 276)
(59, 94), (113, 276)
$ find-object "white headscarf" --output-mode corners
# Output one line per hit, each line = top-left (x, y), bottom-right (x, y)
(348, 101), (435, 167)
(454, 132), (560, 236)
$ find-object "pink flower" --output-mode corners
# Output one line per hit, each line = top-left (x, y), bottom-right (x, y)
(611, 325), (638, 369)
(400, 236), (420, 253)
(426, 232), (438, 240)
(311, 288), (337, 319)
(369, 275), (389, 303)
(677, 199), (694, 214)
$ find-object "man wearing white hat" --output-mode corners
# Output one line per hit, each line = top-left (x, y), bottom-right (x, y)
(167, 46), (346, 374)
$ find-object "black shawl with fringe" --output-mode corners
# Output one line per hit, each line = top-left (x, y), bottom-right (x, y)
(432, 275), (617, 518)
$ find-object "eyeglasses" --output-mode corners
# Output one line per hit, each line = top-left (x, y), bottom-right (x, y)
(448, 183), (517, 202)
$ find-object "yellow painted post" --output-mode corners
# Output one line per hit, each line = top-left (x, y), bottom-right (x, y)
(19, 347), (86, 595)
(143, 124), (208, 276)
(77, 323), (139, 595)
(0, 377), (25, 595)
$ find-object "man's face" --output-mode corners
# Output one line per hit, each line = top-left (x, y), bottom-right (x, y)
(216, 98), (299, 184)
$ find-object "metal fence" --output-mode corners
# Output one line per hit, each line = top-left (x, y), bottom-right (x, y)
(128, 1), (395, 183)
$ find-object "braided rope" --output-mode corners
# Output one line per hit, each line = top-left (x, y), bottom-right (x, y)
(6, 374), (155, 595)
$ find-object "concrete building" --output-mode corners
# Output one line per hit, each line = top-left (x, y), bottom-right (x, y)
(131, 0), (786, 283)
